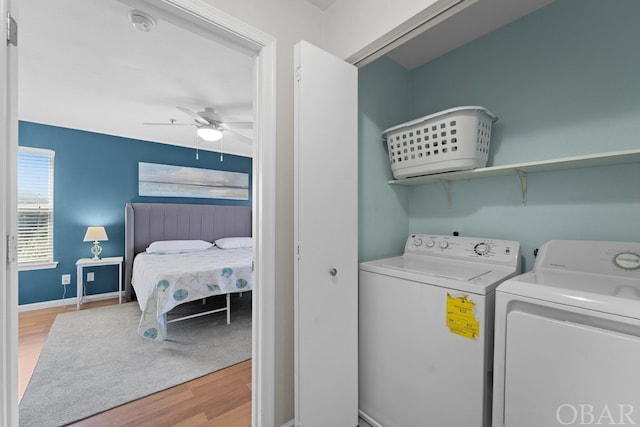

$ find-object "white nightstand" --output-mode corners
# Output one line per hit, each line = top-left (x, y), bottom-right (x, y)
(75, 256), (124, 310)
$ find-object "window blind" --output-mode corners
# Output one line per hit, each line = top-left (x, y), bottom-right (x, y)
(17, 147), (55, 267)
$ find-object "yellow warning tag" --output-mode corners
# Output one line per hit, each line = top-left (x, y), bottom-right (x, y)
(446, 293), (480, 340)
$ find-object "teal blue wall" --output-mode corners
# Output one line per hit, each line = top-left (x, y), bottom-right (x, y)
(19, 121), (252, 305)
(359, 0), (640, 270)
(358, 57), (411, 262)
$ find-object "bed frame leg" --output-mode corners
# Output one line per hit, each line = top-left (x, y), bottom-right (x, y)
(226, 293), (231, 324)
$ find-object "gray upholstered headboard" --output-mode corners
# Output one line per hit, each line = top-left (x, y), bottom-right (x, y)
(124, 203), (252, 301)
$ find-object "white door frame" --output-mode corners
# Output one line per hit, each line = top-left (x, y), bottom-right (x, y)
(1, 1), (277, 425)
(154, 3), (277, 426)
(1, 0), (19, 425)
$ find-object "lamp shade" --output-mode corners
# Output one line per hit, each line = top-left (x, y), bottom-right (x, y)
(197, 126), (223, 141)
(83, 226), (108, 242)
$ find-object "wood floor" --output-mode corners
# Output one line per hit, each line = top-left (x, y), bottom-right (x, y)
(19, 299), (251, 426)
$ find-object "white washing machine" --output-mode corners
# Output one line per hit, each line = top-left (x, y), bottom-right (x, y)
(359, 234), (521, 427)
(492, 240), (640, 427)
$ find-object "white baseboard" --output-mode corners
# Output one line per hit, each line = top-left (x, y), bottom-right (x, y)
(281, 417), (371, 427)
(18, 291), (122, 312)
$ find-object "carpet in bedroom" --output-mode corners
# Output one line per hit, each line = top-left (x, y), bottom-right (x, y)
(19, 294), (252, 427)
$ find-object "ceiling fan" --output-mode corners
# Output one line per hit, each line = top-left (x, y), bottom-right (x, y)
(144, 106), (253, 144)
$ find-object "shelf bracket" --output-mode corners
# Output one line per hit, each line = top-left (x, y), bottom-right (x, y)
(516, 169), (527, 206)
(441, 181), (453, 208)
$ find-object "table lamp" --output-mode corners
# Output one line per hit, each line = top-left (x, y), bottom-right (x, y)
(83, 226), (108, 260)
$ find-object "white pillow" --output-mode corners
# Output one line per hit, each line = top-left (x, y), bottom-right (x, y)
(215, 237), (253, 249)
(146, 240), (212, 254)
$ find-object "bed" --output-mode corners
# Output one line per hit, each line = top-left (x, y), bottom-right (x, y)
(124, 203), (252, 341)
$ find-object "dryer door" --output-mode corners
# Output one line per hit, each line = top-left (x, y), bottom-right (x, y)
(502, 307), (640, 426)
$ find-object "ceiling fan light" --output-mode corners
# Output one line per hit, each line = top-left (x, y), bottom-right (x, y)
(197, 127), (223, 141)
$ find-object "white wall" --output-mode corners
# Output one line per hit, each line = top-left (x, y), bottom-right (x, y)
(323, 0), (443, 60)
(202, 1), (324, 425)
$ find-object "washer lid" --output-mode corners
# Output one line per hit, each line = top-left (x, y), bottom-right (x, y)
(380, 256), (491, 281)
(360, 255), (518, 295)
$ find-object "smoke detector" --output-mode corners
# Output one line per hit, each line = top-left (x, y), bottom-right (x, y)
(128, 10), (156, 32)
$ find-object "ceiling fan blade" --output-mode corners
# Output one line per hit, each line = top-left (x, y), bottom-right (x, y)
(177, 106), (209, 125)
(193, 107), (254, 130)
(220, 122), (253, 130)
(223, 129), (253, 144)
(143, 122), (194, 126)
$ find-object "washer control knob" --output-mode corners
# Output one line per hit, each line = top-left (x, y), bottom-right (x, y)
(439, 241), (449, 249)
(413, 238), (423, 246)
(614, 252), (640, 270)
(474, 242), (490, 255)
(426, 240), (435, 248)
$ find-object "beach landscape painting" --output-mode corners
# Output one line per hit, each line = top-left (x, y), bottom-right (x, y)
(138, 162), (249, 200)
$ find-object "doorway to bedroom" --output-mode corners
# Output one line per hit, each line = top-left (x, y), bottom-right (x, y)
(12, 0), (275, 425)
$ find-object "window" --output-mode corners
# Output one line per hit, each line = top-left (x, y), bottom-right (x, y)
(17, 147), (56, 270)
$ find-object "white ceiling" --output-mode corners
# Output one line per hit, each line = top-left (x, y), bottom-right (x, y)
(19, 0), (256, 158)
(306, 0), (337, 11)
(386, 0), (556, 70)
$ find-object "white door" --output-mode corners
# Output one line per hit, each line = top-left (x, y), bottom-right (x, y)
(1, 0), (19, 425)
(294, 40), (358, 427)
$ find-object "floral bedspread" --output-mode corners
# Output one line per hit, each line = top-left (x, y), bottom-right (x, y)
(131, 247), (253, 341)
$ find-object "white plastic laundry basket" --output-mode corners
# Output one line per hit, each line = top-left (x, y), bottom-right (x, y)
(383, 106), (498, 179)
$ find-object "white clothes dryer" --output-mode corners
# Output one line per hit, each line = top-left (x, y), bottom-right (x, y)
(359, 234), (521, 427)
(492, 240), (640, 427)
